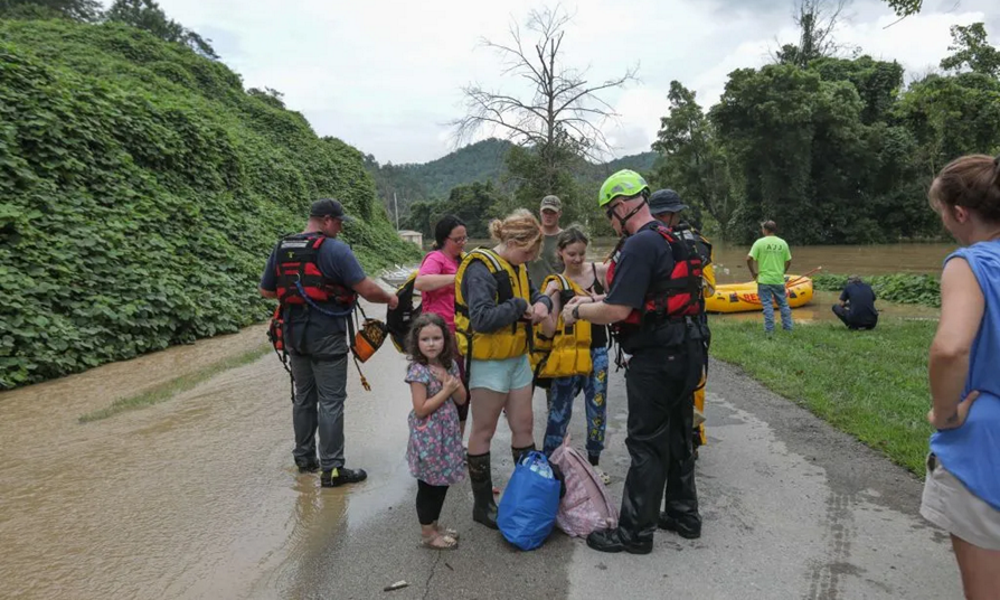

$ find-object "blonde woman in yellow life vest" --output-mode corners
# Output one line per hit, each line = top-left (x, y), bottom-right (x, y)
(453, 209), (553, 530)
(534, 227), (613, 484)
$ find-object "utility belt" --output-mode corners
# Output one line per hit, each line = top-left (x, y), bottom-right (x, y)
(614, 315), (706, 355)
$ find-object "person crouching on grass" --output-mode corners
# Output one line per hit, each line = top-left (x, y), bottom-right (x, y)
(404, 313), (467, 550)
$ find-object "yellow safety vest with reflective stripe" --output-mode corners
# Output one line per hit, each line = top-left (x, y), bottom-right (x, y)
(454, 248), (532, 361)
(530, 274), (592, 379)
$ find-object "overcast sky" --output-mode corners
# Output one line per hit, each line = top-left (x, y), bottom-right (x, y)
(133, 0), (999, 164)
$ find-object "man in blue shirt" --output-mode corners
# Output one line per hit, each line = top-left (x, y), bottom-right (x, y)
(832, 275), (878, 330)
(260, 199), (398, 487)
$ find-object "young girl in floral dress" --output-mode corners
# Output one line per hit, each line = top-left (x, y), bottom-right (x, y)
(405, 313), (468, 549)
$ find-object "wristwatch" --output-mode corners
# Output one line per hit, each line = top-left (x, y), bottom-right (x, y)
(572, 305), (581, 321)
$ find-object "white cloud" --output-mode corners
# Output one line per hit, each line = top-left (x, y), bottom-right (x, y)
(136, 0), (999, 163)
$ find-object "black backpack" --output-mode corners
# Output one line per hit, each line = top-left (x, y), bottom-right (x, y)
(386, 270), (420, 353)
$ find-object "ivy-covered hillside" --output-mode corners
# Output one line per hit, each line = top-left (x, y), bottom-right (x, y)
(0, 18), (419, 388)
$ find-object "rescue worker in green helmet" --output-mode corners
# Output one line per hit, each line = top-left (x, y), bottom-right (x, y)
(562, 170), (707, 553)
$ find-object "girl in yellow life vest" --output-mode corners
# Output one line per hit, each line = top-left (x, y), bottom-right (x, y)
(538, 227), (612, 484)
(454, 209), (552, 530)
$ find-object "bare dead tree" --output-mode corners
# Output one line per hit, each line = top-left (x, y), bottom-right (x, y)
(452, 6), (638, 164)
(773, 0), (856, 66)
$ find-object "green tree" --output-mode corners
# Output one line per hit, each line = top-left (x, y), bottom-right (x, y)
(651, 81), (738, 240)
(403, 181), (505, 239)
(0, 0), (102, 21)
(105, 0), (218, 59)
(811, 56), (904, 124)
(711, 64), (882, 244)
(940, 23), (1000, 79)
(885, 0), (921, 17)
(894, 72), (1000, 177)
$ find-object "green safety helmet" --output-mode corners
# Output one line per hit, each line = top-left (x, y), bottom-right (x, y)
(598, 169), (650, 207)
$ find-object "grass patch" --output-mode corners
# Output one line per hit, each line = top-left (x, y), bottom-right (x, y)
(78, 343), (272, 423)
(709, 317), (937, 474)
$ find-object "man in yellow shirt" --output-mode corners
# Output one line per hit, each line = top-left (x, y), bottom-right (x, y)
(746, 220), (793, 334)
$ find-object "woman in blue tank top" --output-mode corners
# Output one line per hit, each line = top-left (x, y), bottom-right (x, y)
(921, 154), (1000, 598)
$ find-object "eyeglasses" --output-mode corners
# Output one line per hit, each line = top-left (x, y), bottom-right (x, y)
(604, 202), (620, 221)
(448, 236), (468, 244)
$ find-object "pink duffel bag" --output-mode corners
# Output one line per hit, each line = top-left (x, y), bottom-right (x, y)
(548, 436), (618, 537)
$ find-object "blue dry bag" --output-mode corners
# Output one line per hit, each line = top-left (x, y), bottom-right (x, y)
(497, 451), (562, 551)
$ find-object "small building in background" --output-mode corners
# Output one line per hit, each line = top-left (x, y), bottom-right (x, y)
(397, 230), (423, 248)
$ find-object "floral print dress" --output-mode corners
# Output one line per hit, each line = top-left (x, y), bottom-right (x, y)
(405, 362), (466, 486)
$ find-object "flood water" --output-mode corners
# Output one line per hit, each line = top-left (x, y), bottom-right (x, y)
(459, 239), (955, 284)
(0, 321), (416, 599)
(583, 240), (956, 285)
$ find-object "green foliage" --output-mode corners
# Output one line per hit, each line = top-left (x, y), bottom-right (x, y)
(503, 140), (584, 220)
(893, 70), (1000, 177)
(0, 19), (418, 389)
(658, 47), (999, 245)
(0, 0), (103, 22)
(813, 273), (941, 307)
(406, 181), (504, 239)
(940, 23), (1000, 78)
(105, 0), (218, 60)
(651, 81), (739, 240)
(811, 56), (904, 125)
(884, 0), (922, 17)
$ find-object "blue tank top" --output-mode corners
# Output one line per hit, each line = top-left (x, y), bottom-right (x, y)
(930, 240), (1000, 511)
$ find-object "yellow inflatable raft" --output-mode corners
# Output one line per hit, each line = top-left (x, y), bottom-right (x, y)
(706, 276), (814, 314)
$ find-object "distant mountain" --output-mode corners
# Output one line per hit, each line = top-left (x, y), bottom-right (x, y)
(363, 138), (659, 222)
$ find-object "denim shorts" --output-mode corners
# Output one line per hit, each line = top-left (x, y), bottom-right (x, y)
(468, 355), (533, 393)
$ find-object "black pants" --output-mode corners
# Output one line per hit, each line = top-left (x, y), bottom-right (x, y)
(416, 480), (450, 526)
(618, 344), (702, 545)
(832, 305), (877, 330)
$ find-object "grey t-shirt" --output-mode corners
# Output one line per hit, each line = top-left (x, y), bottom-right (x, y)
(527, 232), (563, 289)
(260, 236), (366, 355)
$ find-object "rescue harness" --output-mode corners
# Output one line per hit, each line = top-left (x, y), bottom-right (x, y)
(267, 232), (386, 397)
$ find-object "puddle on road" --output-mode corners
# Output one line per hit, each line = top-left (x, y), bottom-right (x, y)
(0, 317), (415, 600)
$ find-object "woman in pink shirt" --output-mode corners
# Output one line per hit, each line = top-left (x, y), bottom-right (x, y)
(416, 216), (468, 429)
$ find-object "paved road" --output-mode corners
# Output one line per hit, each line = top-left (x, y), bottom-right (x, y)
(241, 329), (960, 599)
(0, 298), (960, 599)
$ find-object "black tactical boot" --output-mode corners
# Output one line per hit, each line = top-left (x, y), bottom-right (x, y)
(467, 452), (498, 529)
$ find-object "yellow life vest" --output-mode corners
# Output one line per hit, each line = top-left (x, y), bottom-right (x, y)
(454, 248), (532, 361)
(530, 274), (593, 379)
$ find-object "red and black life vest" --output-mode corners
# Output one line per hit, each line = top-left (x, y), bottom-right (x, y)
(273, 232), (357, 309)
(606, 221), (704, 327)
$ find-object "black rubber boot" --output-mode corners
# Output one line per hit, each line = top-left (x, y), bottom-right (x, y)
(467, 451), (498, 529)
(511, 443), (537, 466)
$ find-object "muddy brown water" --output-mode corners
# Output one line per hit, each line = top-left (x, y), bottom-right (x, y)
(0, 322), (416, 599)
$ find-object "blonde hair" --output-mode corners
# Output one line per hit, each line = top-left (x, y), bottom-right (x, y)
(488, 209), (543, 253)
